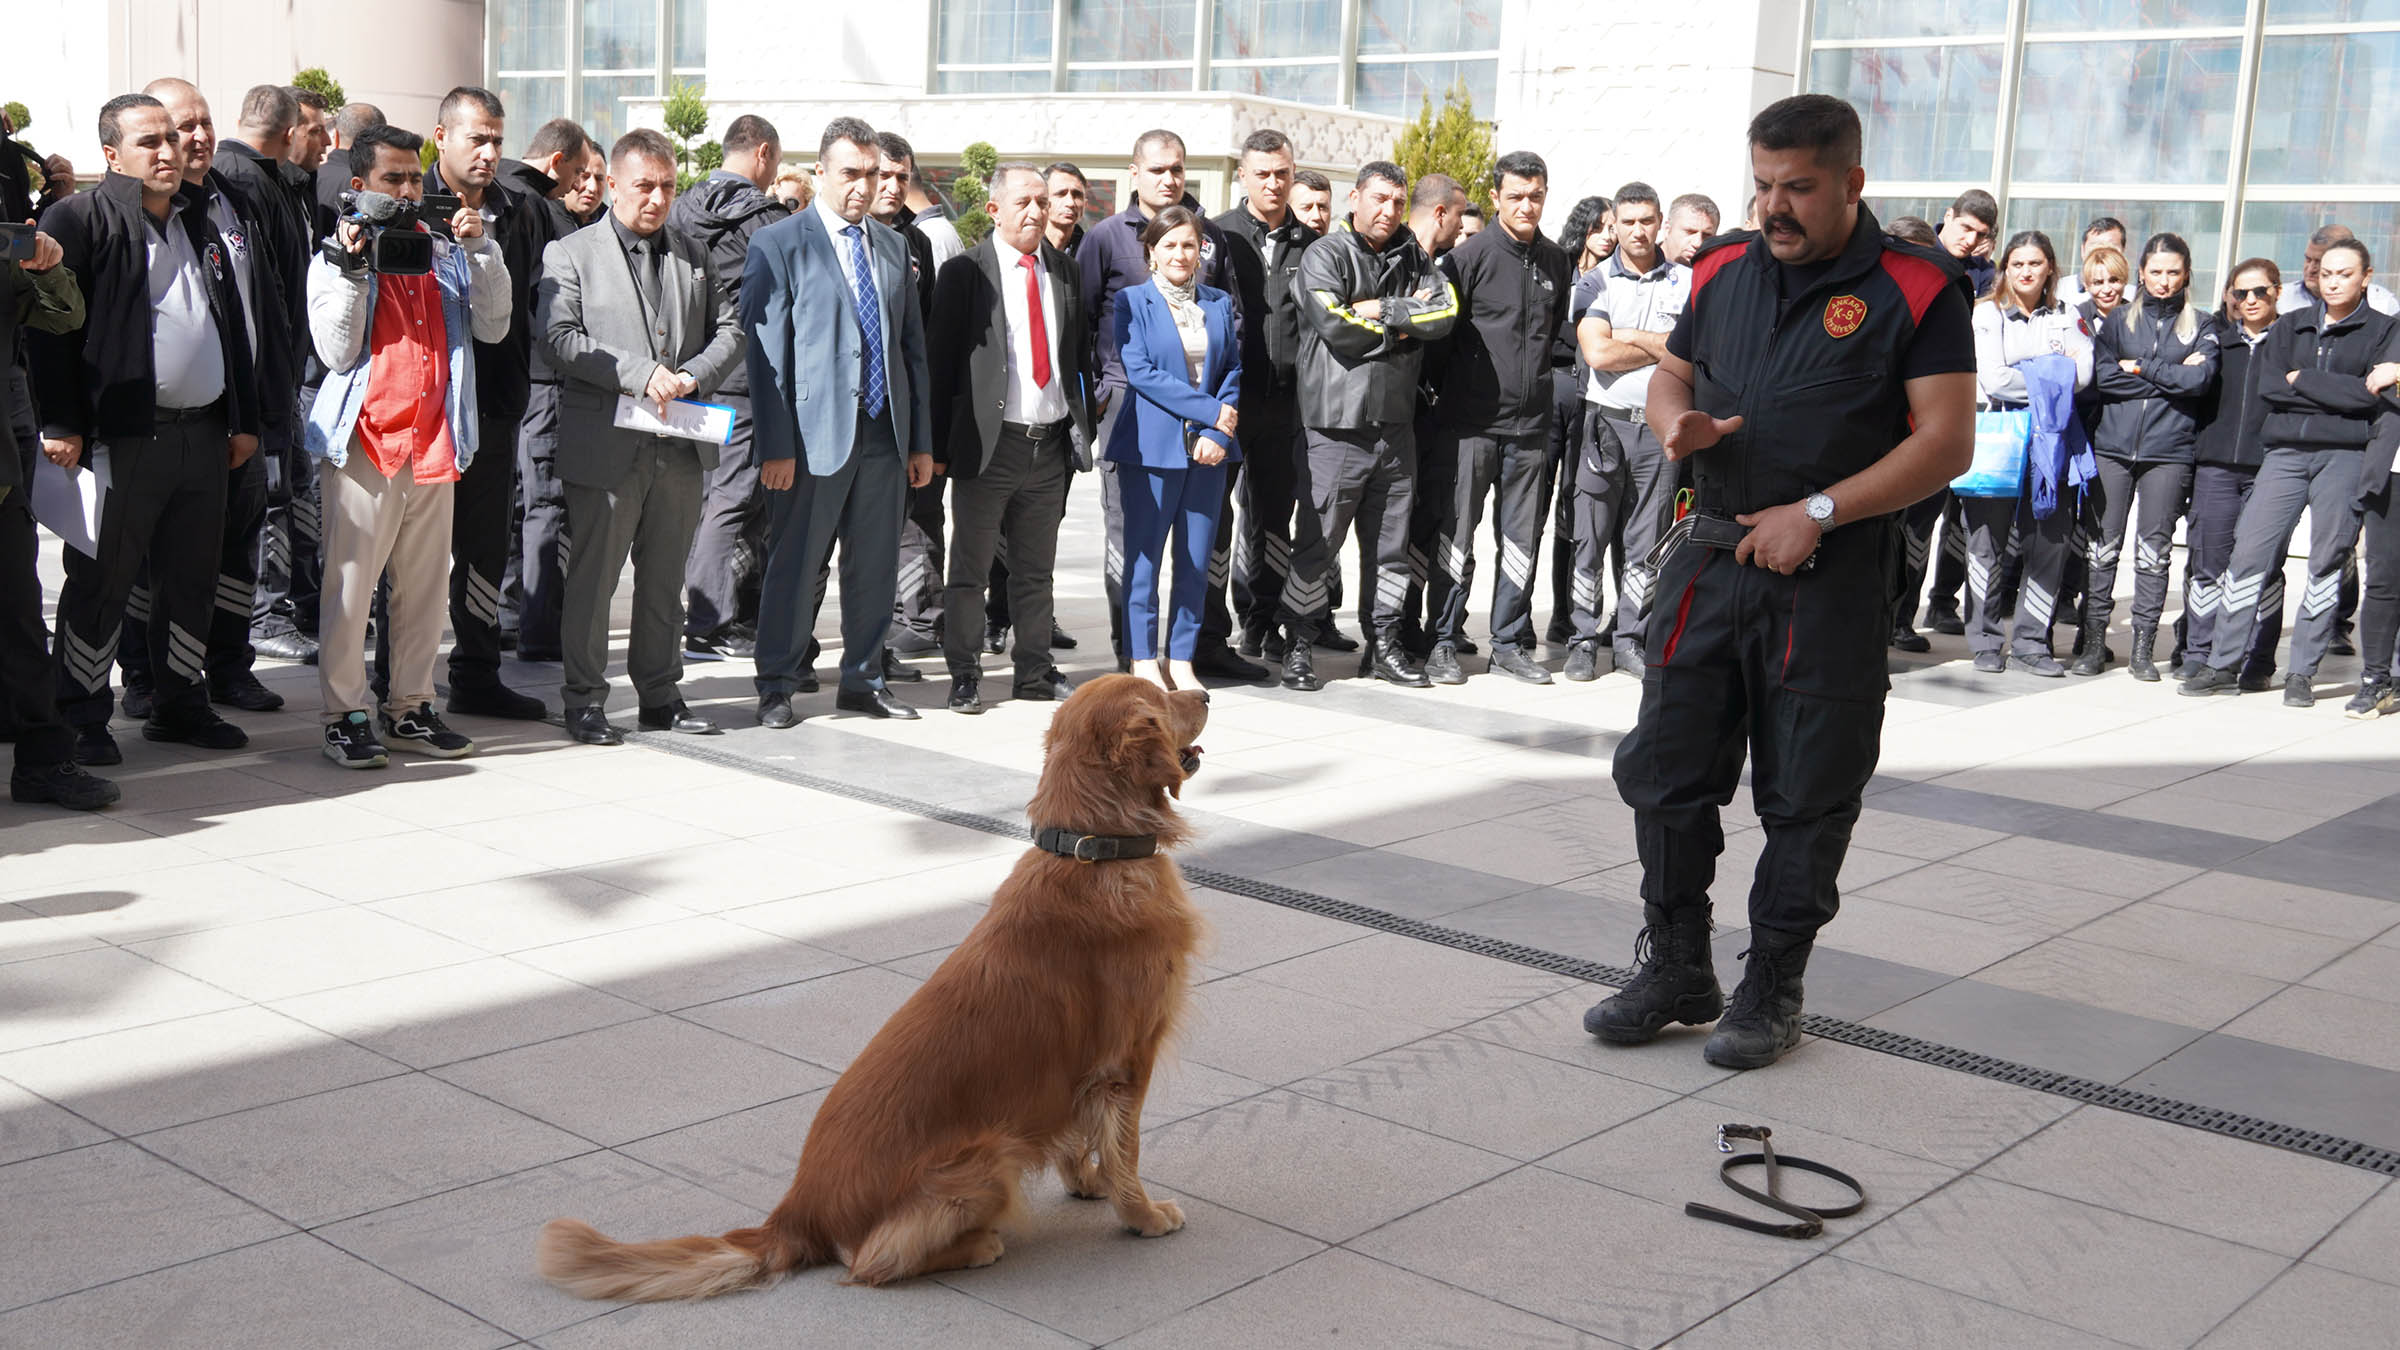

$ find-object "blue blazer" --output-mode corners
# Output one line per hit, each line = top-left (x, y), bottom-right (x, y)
(1105, 281), (1243, 469)
(738, 206), (930, 476)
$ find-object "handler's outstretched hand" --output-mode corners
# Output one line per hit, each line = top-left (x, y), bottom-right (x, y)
(1662, 410), (1742, 461)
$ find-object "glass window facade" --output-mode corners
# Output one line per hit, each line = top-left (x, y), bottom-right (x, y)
(1809, 1), (2400, 295)
(490, 0), (707, 156)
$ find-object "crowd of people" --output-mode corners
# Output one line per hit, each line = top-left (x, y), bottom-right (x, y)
(3, 79), (2395, 818)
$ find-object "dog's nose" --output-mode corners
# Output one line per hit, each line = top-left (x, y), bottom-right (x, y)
(1195, 690), (1211, 705)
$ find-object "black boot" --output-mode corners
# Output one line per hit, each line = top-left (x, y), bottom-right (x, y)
(2067, 612), (2108, 677)
(2129, 623), (2160, 683)
(1703, 933), (1812, 1070)
(1370, 634), (1431, 688)
(1583, 905), (1723, 1044)
(1280, 624), (1320, 691)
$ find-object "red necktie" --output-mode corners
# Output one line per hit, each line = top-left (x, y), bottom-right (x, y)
(1018, 253), (1052, 389)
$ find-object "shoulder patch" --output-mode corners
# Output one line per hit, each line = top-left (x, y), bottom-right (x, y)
(1877, 250), (1950, 325)
(1690, 242), (1747, 301)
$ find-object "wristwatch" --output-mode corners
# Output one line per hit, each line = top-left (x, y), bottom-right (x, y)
(1802, 492), (1836, 531)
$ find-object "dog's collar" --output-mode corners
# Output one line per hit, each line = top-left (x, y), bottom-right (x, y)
(1033, 826), (1159, 864)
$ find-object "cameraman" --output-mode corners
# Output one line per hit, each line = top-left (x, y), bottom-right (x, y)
(305, 124), (510, 768)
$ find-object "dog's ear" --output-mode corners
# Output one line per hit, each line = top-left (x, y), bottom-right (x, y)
(1110, 708), (1186, 796)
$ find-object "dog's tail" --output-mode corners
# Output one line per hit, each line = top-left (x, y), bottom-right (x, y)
(537, 1218), (799, 1302)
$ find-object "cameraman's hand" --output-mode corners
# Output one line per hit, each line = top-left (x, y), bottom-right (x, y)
(23, 223), (62, 272)
(645, 366), (685, 415)
(337, 220), (367, 254)
(228, 434), (259, 469)
(42, 435), (83, 470)
(451, 207), (484, 241)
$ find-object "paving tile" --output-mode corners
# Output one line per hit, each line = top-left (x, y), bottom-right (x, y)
(10, 859), (346, 942)
(1184, 886), (1370, 974)
(511, 915), (858, 1012)
(1113, 1247), (1605, 1349)
(1943, 834), (2203, 899)
(367, 875), (688, 954)
(750, 809), (1024, 881)
(0, 945), (247, 1055)
(432, 1016), (836, 1147)
(1866, 978), (2203, 1084)
(1257, 848), (1527, 921)
(445, 801), (733, 871)
(1974, 936), (2285, 1028)
(616, 1090), (826, 1212)
(2104, 787), (2328, 841)
(104, 763), (301, 815)
(137, 793), (420, 860)
(0, 1232), (509, 1349)
(0, 1078), (108, 1167)
(0, 903), (105, 965)
(1287, 1032), (1675, 1161)
(1174, 976), (1440, 1086)
(1140, 1089), (1514, 1243)
(1457, 985), (1741, 1096)
(245, 829), (549, 902)
(617, 778), (895, 838)
(0, 814), (221, 895)
(125, 906), (486, 1003)
(1695, 1038), (2075, 1168)
(1848, 808), (2012, 861)
(2198, 1263), (2400, 1349)
(2221, 985), (2400, 1074)
(2307, 1180), (2400, 1287)
(1798, 946), (1958, 1022)
(2302, 940), (2400, 1004)
(1383, 802), (1640, 888)
(935, 1186), (1323, 1343)
(1859, 863), (2134, 942)
(2072, 900), (2357, 983)
(1806, 895), (2039, 976)
(717, 862), (995, 963)
(319, 1152), (746, 1341)
(677, 964), (923, 1072)
(1243, 932), (1575, 1030)
(1348, 1165), (1810, 1347)
(1141, 1058), (1269, 1131)
(2125, 1033), (2400, 1155)
(1982, 1105), (2385, 1257)
(0, 1140), (292, 1310)
(1668, 1255), (2121, 1350)
(269, 956), (652, 1070)
(0, 1005), (402, 1135)
(1177, 818), (1363, 874)
(138, 1075), (591, 1228)
(536, 1266), (1080, 1348)
(1840, 1175), (2289, 1350)
(1436, 885), (1646, 969)
(574, 836), (879, 912)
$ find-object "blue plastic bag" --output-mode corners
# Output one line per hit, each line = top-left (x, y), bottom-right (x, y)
(1953, 409), (2030, 498)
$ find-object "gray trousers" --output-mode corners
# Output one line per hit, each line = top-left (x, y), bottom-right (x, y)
(1599, 412), (1675, 648)
(2084, 457), (2192, 631)
(1962, 482), (2072, 657)
(895, 475), (945, 639)
(754, 409), (903, 696)
(1281, 422), (1416, 639)
(517, 382), (570, 656)
(1426, 428), (1550, 651)
(685, 394), (763, 638)
(944, 423), (1071, 682)
(560, 438), (705, 712)
(2210, 448), (2364, 678)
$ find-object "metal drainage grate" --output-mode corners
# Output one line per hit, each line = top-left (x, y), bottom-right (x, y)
(634, 732), (2400, 1180)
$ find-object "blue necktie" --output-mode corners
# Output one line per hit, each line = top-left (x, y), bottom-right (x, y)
(841, 224), (888, 419)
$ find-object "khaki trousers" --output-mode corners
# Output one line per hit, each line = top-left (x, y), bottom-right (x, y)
(319, 446), (454, 721)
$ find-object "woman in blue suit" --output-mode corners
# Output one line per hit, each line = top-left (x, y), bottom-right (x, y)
(1109, 206), (1242, 690)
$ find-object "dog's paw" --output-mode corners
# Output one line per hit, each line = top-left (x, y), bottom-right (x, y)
(1064, 1159), (1107, 1200)
(961, 1230), (1007, 1269)
(1125, 1200), (1185, 1237)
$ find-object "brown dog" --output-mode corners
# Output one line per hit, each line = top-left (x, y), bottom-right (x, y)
(537, 674), (1210, 1299)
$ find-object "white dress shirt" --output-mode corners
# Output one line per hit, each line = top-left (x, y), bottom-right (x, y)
(814, 194), (896, 404)
(147, 201), (227, 411)
(990, 234), (1068, 425)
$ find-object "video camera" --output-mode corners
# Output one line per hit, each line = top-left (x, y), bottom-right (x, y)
(336, 190), (464, 276)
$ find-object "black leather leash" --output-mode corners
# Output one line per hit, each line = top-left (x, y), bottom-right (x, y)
(1032, 826), (1158, 863)
(1684, 1124), (1865, 1239)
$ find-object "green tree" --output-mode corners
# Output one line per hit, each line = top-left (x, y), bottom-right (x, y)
(950, 140), (999, 248)
(2, 102), (30, 136)
(661, 79), (710, 190)
(1390, 80), (1495, 198)
(290, 68), (346, 108)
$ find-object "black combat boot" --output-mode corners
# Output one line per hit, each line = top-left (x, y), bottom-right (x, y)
(1281, 624), (1320, 691)
(1583, 905), (1723, 1044)
(2128, 623), (2161, 683)
(2067, 612), (2109, 677)
(1703, 932), (1813, 1070)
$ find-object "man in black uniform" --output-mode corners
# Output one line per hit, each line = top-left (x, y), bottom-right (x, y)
(505, 116), (598, 662)
(1582, 96), (1975, 1069)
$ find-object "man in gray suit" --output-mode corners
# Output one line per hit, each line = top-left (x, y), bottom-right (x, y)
(741, 117), (935, 727)
(537, 129), (745, 744)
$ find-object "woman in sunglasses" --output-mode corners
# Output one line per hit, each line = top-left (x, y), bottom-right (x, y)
(2179, 260), (2285, 686)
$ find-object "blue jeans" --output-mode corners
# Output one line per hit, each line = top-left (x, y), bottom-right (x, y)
(1121, 460), (1227, 661)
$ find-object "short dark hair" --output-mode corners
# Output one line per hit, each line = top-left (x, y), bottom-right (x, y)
(1139, 204), (1202, 252)
(1491, 149), (1546, 191)
(349, 123), (425, 176)
(874, 130), (915, 170)
(524, 117), (590, 164)
(722, 114), (779, 156)
(612, 128), (676, 171)
(1948, 189), (1998, 229)
(989, 161), (1045, 198)
(2082, 215), (2126, 244)
(1133, 128), (1186, 161)
(2311, 223), (2357, 249)
(819, 116), (877, 162)
(1613, 181), (1661, 214)
(1293, 169), (1331, 194)
(1409, 172), (1459, 211)
(2322, 237), (2372, 271)
(1356, 160), (1406, 192)
(334, 103), (385, 142)
(1458, 202), (1484, 220)
(437, 86), (505, 127)
(289, 86), (331, 115)
(239, 84), (299, 135)
(1043, 160), (1088, 187)
(1239, 128), (1293, 159)
(1670, 192), (1721, 230)
(97, 93), (165, 149)
(1885, 215), (1939, 247)
(1747, 93), (1862, 172)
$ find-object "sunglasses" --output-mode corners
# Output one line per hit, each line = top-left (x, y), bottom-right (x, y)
(2229, 286), (2274, 301)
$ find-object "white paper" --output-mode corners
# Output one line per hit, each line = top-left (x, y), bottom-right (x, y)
(613, 395), (735, 445)
(32, 445), (107, 558)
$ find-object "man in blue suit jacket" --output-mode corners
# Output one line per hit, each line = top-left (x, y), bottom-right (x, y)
(741, 117), (935, 725)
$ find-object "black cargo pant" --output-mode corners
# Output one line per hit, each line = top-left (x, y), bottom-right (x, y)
(1231, 388), (1303, 641)
(1426, 428), (1550, 651)
(54, 408), (232, 728)
(1961, 478), (2072, 659)
(2360, 470), (2400, 681)
(518, 381), (570, 656)
(257, 421), (322, 638)
(1544, 366), (1585, 639)
(121, 450), (266, 693)
(895, 475), (945, 641)
(1887, 489), (1944, 633)
(1566, 413), (1627, 645)
(2182, 462), (2281, 675)
(2084, 457), (2192, 633)
(1612, 519), (1894, 939)
(2, 488), (73, 769)
(1281, 421), (1416, 642)
(2209, 448), (2364, 679)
